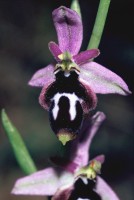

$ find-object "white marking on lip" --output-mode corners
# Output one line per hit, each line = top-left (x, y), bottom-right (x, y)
(52, 93), (61, 120)
(68, 93), (79, 120)
(52, 92), (79, 120)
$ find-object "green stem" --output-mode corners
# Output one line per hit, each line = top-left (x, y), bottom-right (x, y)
(87, 0), (111, 49)
(71, 0), (81, 17)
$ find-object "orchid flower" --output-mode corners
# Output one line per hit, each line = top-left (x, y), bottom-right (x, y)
(28, 6), (131, 144)
(12, 112), (120, 200)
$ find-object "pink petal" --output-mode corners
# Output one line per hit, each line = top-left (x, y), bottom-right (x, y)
(12, 167), (74, 196)
(28, 64), (55, 87)
(80, 61), (131, 95)
(73, 49), (100, 65)
(96, 176), (120, 200)
(52, 6), (83, 55)
(49, 42), (62, 62)
(72, 112), (106, 168)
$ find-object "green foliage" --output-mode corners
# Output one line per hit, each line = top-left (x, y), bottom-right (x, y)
(1, 109), (37, 175)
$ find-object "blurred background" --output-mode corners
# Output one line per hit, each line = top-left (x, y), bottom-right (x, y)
(0, 0), (134, 199)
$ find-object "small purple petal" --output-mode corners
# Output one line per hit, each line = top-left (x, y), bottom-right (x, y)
(92, 155), (105, 165)
(73, 49), (100, 65)
(52, 6), (83, 55)
(12, 167), (74, 196)
(28, 64), (55, 87)
(49, 41), (62, 62)
(80, 61), (131, 95)
(96, 176), (120, 200)
(71, 112), (106, 168)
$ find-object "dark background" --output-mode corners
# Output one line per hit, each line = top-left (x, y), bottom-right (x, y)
(0, 0), (134, 199)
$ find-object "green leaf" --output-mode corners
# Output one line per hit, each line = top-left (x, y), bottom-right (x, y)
(71, 0), (81, 18)
(1, 109), (37, 175)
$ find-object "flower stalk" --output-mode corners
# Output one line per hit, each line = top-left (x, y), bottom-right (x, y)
(71, 0), (81, 17)
(88, 0), (111, 49)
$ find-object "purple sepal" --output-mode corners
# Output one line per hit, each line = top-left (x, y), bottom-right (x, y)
(71, 112), (106, 168)
(49, 41), (62, 62)
(28, 64), (55, 87)
(80, 61), (131, 95)
(12, 167), (74, 196)
(96, 176), (120, 200)
(52, 6), (83, 55)
(73, 49), (100, 65)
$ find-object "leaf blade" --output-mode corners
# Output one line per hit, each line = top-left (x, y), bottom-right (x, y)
(1, 109), (37, 174)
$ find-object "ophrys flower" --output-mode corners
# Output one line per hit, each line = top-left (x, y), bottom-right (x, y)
(29, 6), (131, 145)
